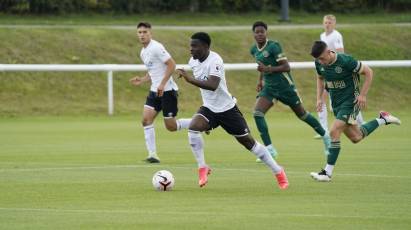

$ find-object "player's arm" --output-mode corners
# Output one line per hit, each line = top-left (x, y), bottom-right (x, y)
(157, 58), (176, 96)
(356, 64), (373, 110)
(176, 69), (220, 91)
(256, 72), (263, 92)
(316, 75), (326, 112)
(257, 60), (290, 73)
(129, 73), (151, 86)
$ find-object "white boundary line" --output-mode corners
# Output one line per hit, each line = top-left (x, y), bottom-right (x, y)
(0, 207), (408, 220)
(0, 164), (410, 179)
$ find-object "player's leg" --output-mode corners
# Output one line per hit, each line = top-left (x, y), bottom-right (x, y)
(220, 105), (288, 189)
(188, 107), (215, 187)
(142, 92), (161, 163)
(315, 89), (329, 139)
(253, 95), (278, 160)
(310, 119), (346, 182)
(346, 110), (401, 142)
(356, 111), (365, 125)
(161, 90), (191, 132)
(290, 103), (331, 156)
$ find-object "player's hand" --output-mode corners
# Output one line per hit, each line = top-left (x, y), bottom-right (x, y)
(176, 68), (190, 81)
(256, 81), (263, 92)
(157, 83), (165, 97)
(355, 94), (367, 110)
(257, 61), (270, 73)
(129, 76), (143, 86)
(316, 100), (324, 112)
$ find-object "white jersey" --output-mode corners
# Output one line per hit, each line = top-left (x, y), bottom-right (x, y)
(188, 51), (236, 113)
(320, 30), (344, 51)
(140, 39), (178, 92)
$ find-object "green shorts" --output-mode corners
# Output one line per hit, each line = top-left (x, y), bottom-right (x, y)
(258, 85), (302, 108)
(332, 101), (360, 125)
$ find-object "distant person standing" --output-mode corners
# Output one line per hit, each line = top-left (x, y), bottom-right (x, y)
(130, 22), (191, 163)
(315, 14), (365, 139)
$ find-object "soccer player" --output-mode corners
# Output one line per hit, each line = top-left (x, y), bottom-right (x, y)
(309, 41), (401, 182)
(250, 21), (331, 162)
(129, 22), (191, 163)
(315, 14), (365, 139)
(176, 32), (289, 190)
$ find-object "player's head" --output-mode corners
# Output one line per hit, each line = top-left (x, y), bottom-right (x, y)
(252, 21), (268, 44)
(311, 40), (333, 65)
(323, 14), (336, 33)
(137, 22), (152, 45)
(190, 32), (211, 60)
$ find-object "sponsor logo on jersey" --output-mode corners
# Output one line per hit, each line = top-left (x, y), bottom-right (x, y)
(263, 51), (269, 58)
(335, 66), (343, 73)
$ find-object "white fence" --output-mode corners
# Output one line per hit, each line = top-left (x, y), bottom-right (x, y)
(1, 60), (411, 115)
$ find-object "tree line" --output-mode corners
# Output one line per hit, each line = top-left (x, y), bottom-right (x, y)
(1, 0), (410, 14)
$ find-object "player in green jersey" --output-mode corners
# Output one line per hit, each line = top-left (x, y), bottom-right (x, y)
(309, 40), (401, 182)
(250, 21), (331, 163)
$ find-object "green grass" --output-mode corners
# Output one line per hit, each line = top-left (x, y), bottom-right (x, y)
(1, 25), (411, 116)
(1, 12), (411, 25)
(0, 113), (410, 229)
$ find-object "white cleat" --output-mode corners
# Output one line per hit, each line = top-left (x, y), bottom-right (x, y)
(310, 169), (332, 182)
(379, 111), (401, 125)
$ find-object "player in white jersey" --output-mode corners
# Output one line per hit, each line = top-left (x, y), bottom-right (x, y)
(315, 15), (365, 140)
(129, 22), (191, 163)
(176, 32), (288, 190)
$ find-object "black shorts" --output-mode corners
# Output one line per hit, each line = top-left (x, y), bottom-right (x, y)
(196, 105), (250, 137)
(145, 90), (178, 117)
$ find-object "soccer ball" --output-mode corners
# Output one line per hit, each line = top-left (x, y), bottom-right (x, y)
(152, 170), (175, 191)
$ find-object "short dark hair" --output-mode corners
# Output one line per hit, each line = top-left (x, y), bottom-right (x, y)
(311, 40), (328, 58)
(252, 21), (267, 31)
(191, 32), (211, 47)
(137, 22), (151, 29)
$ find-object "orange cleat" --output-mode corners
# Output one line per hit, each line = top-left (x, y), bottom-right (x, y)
(275, 169), (289, 190)
(198, 167), (212, 187)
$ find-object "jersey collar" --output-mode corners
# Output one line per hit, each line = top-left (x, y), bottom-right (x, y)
(257, 39), (268, 52)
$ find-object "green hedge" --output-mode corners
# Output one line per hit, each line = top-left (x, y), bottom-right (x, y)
(1, 0), (411, 14)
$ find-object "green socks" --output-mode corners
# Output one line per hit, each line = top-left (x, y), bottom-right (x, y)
(300, 112), (326, 136)
(254, 111), (272, 146)
(327, 141), (341, 165)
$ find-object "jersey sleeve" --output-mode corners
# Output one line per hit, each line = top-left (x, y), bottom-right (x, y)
(345, 55), (362, 73)
(314, 61), (322, 76)
(208, 57), (224, 78)
(154, 43), (172, 63)
(271, 42), (287, 62)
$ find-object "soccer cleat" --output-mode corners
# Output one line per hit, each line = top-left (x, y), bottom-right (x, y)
(322, 133), (331, 156)
(144, 157), (160, 163)
(379, 111), (401, 125)
(313, 134), (322, 139)
(198, 167), (212, 187)
(275, 169), (289, 190)
(256, 145), (278, 163)
(310, 169), (331, 182)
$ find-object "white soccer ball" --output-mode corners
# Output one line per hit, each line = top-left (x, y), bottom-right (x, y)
(152, 170), (175, 191)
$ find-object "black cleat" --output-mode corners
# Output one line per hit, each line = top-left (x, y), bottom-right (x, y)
(144, 157), (160, 163)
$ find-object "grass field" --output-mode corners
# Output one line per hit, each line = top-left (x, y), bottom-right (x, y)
(1, 113), (410, 229)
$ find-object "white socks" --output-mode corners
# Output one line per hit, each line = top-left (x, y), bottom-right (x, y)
(356, 112), (365, 125)
(325, 164), (334, 176)
(177, 118), (191, 131)
(143, 124), (157, 158)
(188, 130), (206, 168)
(251, 142), (282, 173)
(376, 118), (386, 126)
(318, 103), (329, 133)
